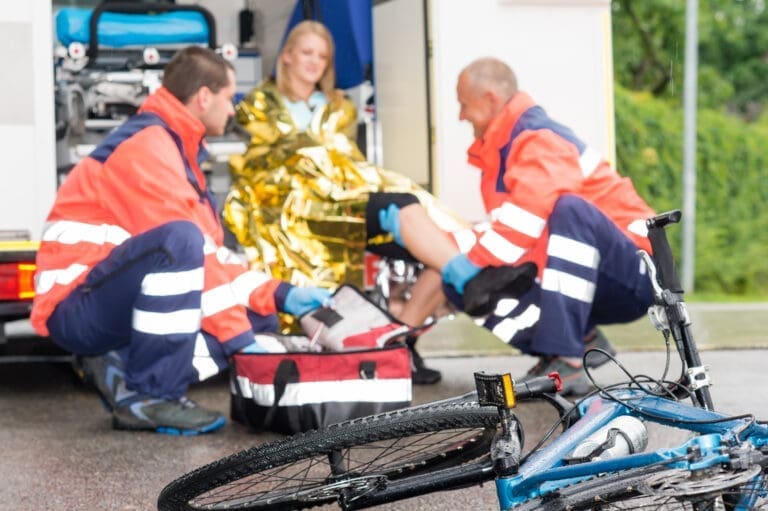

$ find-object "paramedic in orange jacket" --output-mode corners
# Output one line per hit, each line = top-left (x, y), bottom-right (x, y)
(30, 47), (330, 435)
(377, 57), (655, 395)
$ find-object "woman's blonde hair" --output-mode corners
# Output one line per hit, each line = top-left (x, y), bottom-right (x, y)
(276, 20), (336, 99)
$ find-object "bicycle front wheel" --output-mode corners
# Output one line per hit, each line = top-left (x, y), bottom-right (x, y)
(158, 400), (499, 511)
(513, 463), (766, 510)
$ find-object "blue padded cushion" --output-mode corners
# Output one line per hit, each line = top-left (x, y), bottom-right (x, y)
(56, 7), (209, 47)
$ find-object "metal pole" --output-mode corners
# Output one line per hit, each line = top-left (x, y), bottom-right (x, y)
(682, 0), (698, 292)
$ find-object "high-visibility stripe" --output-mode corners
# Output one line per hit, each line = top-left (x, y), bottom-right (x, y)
(452, 228), (477, 254)
(579, 146), (602, 178)
(192, 332), (219, 381)
(478, 230), (526, 264)
(627, 219), (648, 238)
(42, 220), (130, 246)
(490, 203), (546, 239)
(491, 304), (541, 341)
(141, 267), (204, 296)
(547, 235), (600, 269)
(493, 297), (520, 317)
(541, 268), (596, 303)
(201, 284), (238, 317)
(215, 245), (247, 266)
(230, 271), (271, 305)
(133, 308), (201, 334)
(236, 377), (413, 406)
(35, 264), (89, 294)
(202, 236), (217, 255)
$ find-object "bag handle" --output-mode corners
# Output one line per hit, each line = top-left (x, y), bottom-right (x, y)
(262, 359), (300, 431)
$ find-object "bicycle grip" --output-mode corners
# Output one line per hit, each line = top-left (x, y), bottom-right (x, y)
(646, 212), (683, 294)
(514, 373), (561, 399)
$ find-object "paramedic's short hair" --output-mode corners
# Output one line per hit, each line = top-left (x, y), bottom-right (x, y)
(462, 57), (518, 102)
(163, 46), (235, 104)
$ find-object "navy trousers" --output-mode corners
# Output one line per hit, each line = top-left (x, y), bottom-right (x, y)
(47, 221), (277, 399)
(482, 195), (653, 358)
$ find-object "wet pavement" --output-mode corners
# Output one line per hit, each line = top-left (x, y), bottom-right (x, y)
(2, 326), (768, 511)
(0, 308), (768, 511)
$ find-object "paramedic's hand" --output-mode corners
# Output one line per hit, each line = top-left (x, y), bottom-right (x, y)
(441, 254), (481, 295)
(378, 204), (404, 246)
(240, 343), (263, 354)
(284, 287), (332, 317)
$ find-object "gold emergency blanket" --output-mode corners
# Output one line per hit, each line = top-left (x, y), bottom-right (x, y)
(223, 80), (464, 290)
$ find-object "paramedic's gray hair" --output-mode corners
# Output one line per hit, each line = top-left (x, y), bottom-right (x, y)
(461, 57), (518, 102)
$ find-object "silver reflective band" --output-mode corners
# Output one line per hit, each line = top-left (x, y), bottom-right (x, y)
(478, 230), (526, 264)
(490, 203), (546, 239)
(141, 267), (204, 296)
(541, 268), (596, 304)
(132, 308), (201, 335)
(491, 304), (541, 341)
(547, 235), (600, 269)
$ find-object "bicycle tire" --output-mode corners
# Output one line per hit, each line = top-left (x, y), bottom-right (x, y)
(512, 463), (767, 510)
(158, 400), (499, 511)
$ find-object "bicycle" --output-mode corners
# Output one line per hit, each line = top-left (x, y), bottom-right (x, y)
(158, 210), (768, 510)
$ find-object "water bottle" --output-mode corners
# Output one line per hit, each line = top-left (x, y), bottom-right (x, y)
(568, 416), (648, 462)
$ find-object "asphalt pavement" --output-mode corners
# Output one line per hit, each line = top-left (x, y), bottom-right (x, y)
(2, 324), (768, 511)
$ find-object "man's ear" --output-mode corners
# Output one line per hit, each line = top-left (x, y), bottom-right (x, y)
(484, 89), (500, 108)
(197, 86), (213, 110)
(187, 86), (212, 112)
(484, 89), (505, 114)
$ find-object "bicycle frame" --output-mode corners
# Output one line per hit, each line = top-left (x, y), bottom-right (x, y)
(157, 210), (768, 511)
(497, 390), (768, 509)
(485, 210), (768, 509)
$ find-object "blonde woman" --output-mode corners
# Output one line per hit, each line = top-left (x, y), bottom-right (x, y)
(225, 21), (464, 384)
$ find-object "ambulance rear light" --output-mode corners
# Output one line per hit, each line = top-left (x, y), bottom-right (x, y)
(0, 262), (36, 301)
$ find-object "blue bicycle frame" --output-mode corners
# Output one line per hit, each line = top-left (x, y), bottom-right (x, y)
(497, 389), (768, 510)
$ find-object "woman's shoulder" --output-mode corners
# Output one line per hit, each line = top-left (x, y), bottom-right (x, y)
(242, 79), (285, 109)
(235, 78), (295, 140)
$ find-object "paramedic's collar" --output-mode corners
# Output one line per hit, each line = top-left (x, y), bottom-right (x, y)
(139, 87), (207, 162)
(466, 91), (536, 167)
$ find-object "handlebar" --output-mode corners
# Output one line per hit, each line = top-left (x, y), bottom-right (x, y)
(514, 373), (562, 398)
(646, 210), (683, 294)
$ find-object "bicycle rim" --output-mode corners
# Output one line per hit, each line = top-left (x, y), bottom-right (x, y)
(157, 401), (499, 511)
(513, 464), (768, 510)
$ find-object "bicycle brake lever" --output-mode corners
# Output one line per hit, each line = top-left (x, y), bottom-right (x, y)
(639, 250), (664, 301)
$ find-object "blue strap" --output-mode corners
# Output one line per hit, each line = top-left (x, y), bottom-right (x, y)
(89, 112), (217, 218)
(496, 106), (588, 193)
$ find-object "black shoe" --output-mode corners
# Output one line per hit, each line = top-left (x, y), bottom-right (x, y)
(112, 396), (226, 435)
(407, 344), (441, 385)
(518, 356), (591, 397)
(462, 263), (537, 316)
(77, 351), (136, 411)
(583, 327), (617, 368)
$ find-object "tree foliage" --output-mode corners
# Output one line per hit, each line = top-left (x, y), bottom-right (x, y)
(612, 0), (768, 295)
(613, 0), (768, 118)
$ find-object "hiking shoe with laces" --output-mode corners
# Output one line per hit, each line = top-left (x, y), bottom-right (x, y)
(112, 396), (226, 435)
(518, 356), (591, 396)
(583, 327), (617, 369)
(77, 351), (136, 412)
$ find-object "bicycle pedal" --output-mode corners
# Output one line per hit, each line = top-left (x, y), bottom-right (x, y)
(474, 372), (516, 409)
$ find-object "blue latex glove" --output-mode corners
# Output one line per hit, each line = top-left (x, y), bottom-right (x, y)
(378, 204), (404, 246)
(240, 343), (265, 354)
(283, 286), (333, 317)
(441, 254), (482, 295)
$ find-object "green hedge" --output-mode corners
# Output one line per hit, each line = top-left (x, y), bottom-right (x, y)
(615, 85), (768, 295)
